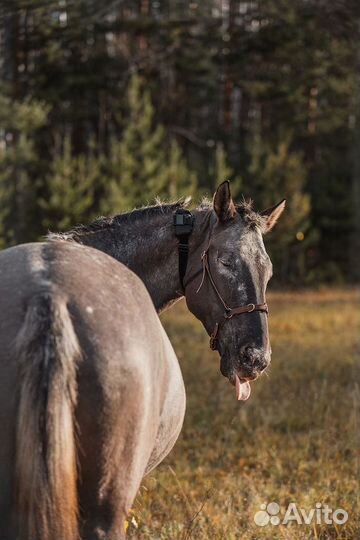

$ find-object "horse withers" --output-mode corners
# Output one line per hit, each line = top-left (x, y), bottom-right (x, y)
(0, 182), (284, 539)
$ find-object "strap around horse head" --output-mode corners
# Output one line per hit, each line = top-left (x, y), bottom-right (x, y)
(195, 247), (268, 350)
(174, 210), (268, 351)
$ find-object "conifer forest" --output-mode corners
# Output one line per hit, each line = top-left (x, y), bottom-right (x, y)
(0, 0), (358, 284)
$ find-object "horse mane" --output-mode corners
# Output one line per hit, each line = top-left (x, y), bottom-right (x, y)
(48, 197), (190, 241)
(48, 194), (265, 242)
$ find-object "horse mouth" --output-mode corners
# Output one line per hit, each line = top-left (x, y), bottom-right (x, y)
(220, 357), (261, 401)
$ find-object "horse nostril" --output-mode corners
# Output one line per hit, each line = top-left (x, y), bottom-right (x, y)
(241, 345), (257, 362)
(242, 345), (253, 361)
(240, 346), (269, 371)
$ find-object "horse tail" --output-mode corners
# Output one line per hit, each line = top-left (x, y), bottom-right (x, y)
(14, 291), (81, 540)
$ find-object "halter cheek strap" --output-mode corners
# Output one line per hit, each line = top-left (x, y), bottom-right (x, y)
(174, 209), (194, 290)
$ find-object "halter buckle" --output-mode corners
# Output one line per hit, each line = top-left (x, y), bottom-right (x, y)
(247, 303), (255, 313)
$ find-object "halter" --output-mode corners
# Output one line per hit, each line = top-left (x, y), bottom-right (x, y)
(174, 209), (268, 351)
(194, 247), (268, 350)
(174, 208), (194, 289)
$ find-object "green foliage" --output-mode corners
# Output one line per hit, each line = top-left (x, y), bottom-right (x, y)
(166, 138), (198, 200)
(248, 133), (311, 282)
(213, 143), (242, 197)
(0, 95), (48, 132)
(40, 137), (102, 230)
(0, 0), (357, 283)
(104, 76), (197, 214)
(104, 75), (168, 212)
(249, 134), (310, 238)
(0, 94), (49, 247)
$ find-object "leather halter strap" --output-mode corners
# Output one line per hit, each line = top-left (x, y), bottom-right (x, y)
(186, 245), (268, 351)
(174, 212), (268, 351)
(174, 209), (194, 290)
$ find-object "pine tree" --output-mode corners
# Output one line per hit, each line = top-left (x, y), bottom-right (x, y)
(165, 138), (197, 200)
(0, 93), (48, 247)
(0, 0), (357, 283)
(247, 133), (311, 282)
(40, 136), (102, 231)
(103, 75), (197, 214)
(104, 75), (168, 213)
(213, 143), (242, 196)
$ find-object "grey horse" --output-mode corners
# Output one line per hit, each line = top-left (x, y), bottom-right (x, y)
(0, 182), (284, 539)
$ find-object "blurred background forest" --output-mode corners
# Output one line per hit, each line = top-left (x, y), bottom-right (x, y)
(0, 0), (359, 284)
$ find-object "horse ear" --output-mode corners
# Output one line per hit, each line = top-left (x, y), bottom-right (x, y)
(213, 181), (236, 222)
(260, 199), (286, 233)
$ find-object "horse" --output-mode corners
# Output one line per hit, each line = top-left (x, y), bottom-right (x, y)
(0, 181), (284, 539)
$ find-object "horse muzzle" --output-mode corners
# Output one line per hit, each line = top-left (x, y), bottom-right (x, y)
(220, 346), (271, 381)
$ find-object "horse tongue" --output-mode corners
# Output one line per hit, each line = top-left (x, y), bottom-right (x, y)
(235, 374), (251, 401)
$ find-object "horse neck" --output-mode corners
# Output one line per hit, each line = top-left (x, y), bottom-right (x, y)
(72, 208), (211, 313)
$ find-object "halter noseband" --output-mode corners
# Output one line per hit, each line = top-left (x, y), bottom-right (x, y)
(174, 209), (268, 351)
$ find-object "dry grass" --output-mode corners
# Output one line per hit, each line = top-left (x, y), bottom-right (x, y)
(128, 289), (360, 540)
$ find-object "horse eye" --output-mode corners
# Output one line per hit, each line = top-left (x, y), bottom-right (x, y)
(219, 257), (232, 267)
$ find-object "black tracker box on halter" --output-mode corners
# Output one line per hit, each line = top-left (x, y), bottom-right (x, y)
(173, 209), (194, 236)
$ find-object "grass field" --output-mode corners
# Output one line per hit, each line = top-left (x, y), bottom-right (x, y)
(128, 289), (359, 540)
